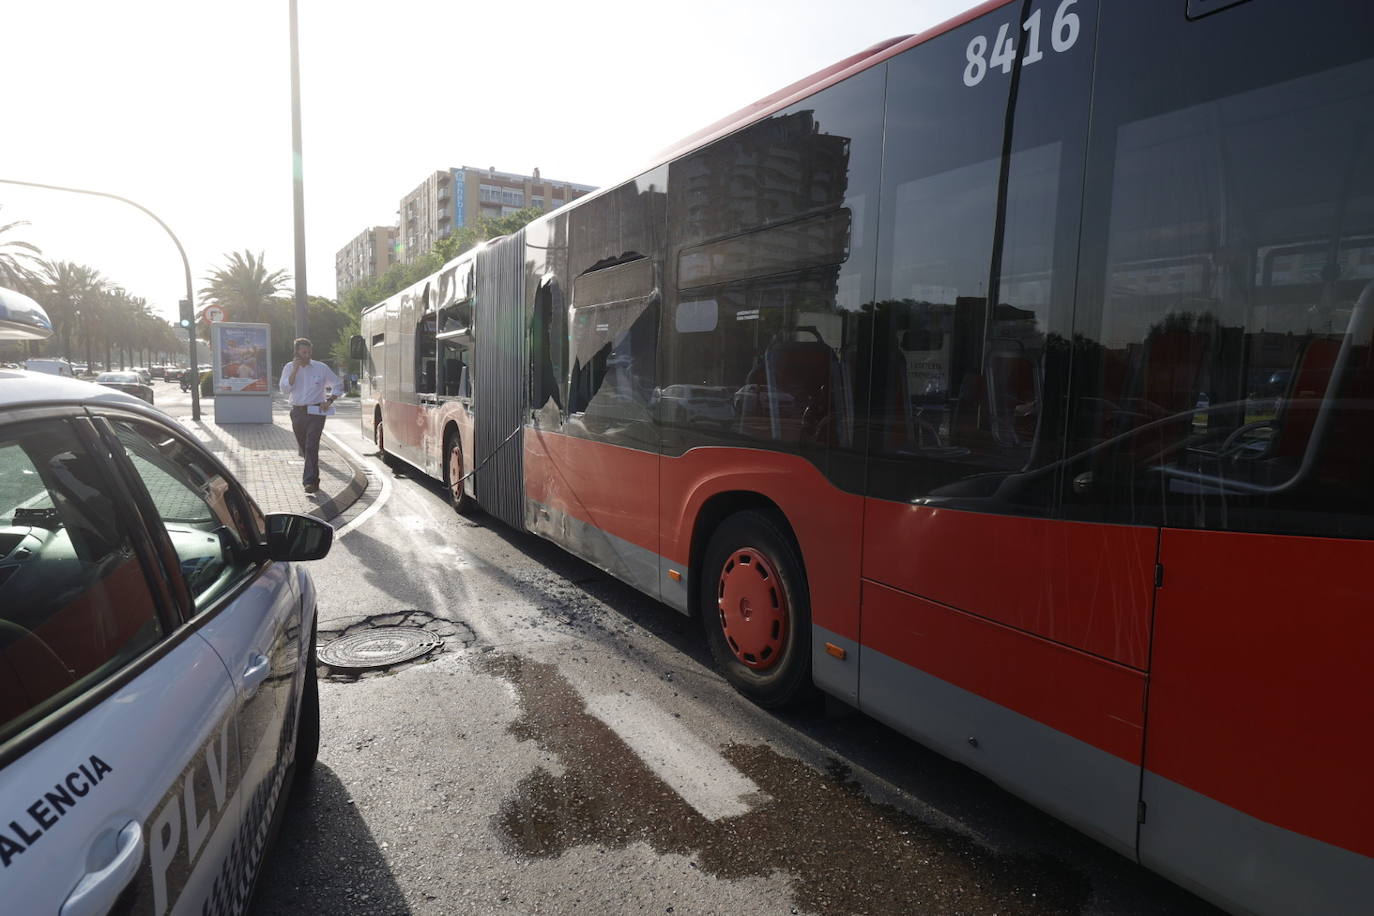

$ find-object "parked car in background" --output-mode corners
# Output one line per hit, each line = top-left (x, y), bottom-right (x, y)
(95, 370), (155, 404)
(23, 357), (74, 378)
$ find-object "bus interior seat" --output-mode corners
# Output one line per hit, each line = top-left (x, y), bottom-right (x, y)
(744, 331), (839, 444)
(1137, 329), (1212, 420)
(418, 359), (436, 395)
(884, 338), (950, 453)
(441, 359), (463, 396)
(1271, 337), (1342, 462)
(986, 339), (1039, 448)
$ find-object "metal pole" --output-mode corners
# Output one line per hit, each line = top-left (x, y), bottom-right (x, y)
(0, 178), (203, 420)
(289, 0), (309, 339)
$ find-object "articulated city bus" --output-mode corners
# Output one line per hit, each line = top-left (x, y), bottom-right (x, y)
(356, 1), (1374, 911)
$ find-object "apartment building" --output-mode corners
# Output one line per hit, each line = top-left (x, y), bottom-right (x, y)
(335, 225), (400, 295)
(398, 166), (596, 264)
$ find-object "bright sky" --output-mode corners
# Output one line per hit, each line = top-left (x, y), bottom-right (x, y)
(5, 0), (974, 323)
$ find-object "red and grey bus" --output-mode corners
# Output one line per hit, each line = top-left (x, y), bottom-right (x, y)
(355, 1), (1374, 911)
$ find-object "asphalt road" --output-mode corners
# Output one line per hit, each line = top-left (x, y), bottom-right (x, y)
(166, 389), (1221, 916)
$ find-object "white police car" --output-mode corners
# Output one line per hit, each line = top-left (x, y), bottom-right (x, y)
(0, 287), (330, 915)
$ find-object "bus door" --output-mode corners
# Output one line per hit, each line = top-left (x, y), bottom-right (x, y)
(1075, 3), (1374, 911)
(860, 0), (1151, 858)
(436, 332), (475, 500)
(415, 304), (441, 478)
(433, 260), (477, 496)
(383, 282), (432, 471)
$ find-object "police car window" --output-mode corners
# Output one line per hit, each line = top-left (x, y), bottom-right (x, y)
(110, 420), (257, 607)
(0, 422), (163, 741)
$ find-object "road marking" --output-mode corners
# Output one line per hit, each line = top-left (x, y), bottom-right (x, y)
(585, 693), (768, 821)
(325, 429), (392, 539)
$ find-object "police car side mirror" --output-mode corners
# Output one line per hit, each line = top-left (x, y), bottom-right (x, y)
(263, 513), (333, 561)
(349, 335), (366, 360)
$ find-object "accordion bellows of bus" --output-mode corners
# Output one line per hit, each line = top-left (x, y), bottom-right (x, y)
(353, 2), (1374, 912)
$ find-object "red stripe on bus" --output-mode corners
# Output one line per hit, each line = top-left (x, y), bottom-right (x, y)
(862, 579), (1147, 765)
(863, 500), (1156, 670)
(1147, 528), (1374, 858)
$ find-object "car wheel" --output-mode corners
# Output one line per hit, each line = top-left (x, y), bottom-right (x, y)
(444, 430), (472, 514)
(293, 629), (320, 788)
(700, 510), (814, 709)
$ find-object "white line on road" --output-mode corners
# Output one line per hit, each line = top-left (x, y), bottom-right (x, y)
(586, 693), (768, 821)
(325, 428), (392, 538)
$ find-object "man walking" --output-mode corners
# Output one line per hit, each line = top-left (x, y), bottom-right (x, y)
(279, 337), (342, 494)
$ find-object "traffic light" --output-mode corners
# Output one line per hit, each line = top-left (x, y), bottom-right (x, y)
(178, 298), (193, 329)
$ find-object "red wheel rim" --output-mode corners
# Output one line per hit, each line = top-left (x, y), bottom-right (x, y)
(448, 446), (463, 501)
(717, 548), (788, 670)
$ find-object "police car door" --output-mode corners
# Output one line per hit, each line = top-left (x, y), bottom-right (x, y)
(101, 414), (302, 914)
(0, 411), (242, 916)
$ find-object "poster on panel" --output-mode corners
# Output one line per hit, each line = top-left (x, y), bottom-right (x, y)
(211, 322), (271, 395)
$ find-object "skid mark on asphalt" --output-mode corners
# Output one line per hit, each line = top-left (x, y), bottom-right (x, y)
(483, 654), (1090, 916)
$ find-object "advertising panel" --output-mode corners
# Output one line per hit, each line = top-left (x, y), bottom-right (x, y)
(212, 322), (271, 395)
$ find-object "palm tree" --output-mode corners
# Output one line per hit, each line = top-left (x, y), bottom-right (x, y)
(0, 206), (44, 296)
(199, 250), (291, 324)
(40, 261), (104, 363)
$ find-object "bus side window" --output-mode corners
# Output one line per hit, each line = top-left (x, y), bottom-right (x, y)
(1063, 43), (1374, 538)
(866, 4), (1093, 510)
(568, 259), (657, 424)
(415, 312), (436, 395)
(439, 341), (469, 399)
(531, 277), (563, 411)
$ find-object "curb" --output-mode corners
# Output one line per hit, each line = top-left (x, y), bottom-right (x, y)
(308, 433), (368, 523)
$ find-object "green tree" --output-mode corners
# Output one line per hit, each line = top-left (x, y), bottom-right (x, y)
(433, 205), (543, 263)
(38, 261), (95, 361)
(329, 312), (360, 372)
(338, 252), (443, 317)
(337, 206), (546, 318)
(259, 294), (351, 375)
(199, 250), (291, 324)
(0, 207), (44, 296)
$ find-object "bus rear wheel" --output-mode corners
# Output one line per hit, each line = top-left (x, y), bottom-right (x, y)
(375, 416), (395, 467)
(444, 431), (472, 514)
(700, 510), (812, 709)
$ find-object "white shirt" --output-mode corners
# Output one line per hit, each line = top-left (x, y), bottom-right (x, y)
(279, 359), (342, 406)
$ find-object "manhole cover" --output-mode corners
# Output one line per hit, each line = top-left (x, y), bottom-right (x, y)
(318, 627), (443, 671)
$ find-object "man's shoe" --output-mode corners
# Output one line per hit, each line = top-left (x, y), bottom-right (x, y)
(304, 483), (318, 494)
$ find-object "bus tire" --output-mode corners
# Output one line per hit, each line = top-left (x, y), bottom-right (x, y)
(700, 510), (813, 709)
(444, 430), (472, 514)
(375, 416), (396, 467)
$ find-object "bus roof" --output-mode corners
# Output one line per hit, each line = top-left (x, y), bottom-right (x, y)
(651, 0), (1017, 167)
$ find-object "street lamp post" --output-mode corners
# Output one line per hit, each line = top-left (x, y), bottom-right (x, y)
(289, 0), (309, 340)
(0, 178), (203, 419)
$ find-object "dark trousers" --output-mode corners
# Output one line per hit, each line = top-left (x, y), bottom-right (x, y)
(289, 405), (328, 486)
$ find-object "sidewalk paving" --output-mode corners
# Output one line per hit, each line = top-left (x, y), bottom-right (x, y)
(168, 396), (367, 521)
